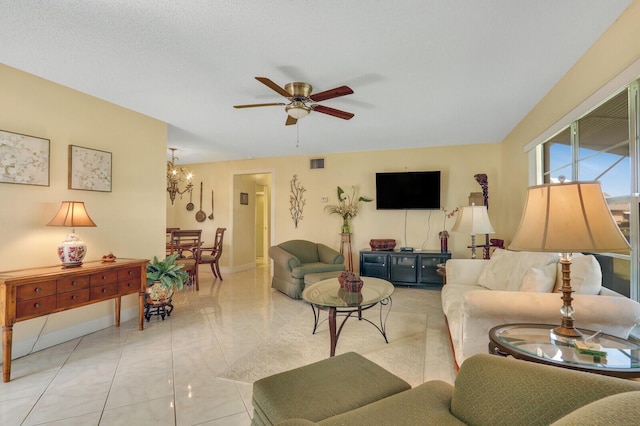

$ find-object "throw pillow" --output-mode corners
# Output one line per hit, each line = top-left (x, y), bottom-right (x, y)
(553, 254), (602, 295)
(519, 263), (557, 293)
(478, 249), (558, 292)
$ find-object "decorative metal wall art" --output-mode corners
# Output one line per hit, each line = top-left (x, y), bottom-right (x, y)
(289, 174), (306, 228)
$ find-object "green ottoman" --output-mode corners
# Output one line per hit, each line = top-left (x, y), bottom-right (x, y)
(251, 352), (411, 426)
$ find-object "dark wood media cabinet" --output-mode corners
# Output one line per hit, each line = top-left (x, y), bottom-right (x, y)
(0, 258), (147, 382)
(359, 250), (451, 286)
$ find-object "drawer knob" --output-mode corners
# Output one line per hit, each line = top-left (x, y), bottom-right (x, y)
(72, 295), (78, 300)
(102, 288), (107, 293)
(34, 302), (40, 308)
(128, 271), (133, 276)
(127, 282), (133, 288)
(72, 280), (78, 286)
(35, 287), (41, 293)
(102, 275), (107, 280)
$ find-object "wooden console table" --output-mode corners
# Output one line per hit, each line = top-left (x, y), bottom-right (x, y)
(0, 258), (147, 382)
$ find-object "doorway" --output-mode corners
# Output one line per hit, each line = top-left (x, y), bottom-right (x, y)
(255, 183), (270, 264)
(231, 171), (273, 271)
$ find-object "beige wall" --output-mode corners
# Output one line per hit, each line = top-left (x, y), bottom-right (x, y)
(0, 64), (167, 360)
(169, 143), (503, 271)
(500, 0), (640, 240)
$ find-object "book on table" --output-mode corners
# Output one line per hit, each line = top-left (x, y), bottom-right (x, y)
(574, 341), (607, 357)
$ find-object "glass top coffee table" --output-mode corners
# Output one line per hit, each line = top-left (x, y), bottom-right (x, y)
(302, 277), (394, 357)
(489, 323), (640, 378)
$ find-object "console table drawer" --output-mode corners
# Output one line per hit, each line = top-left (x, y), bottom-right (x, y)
(57, 276), (90, 293)
(57, 288), (90, 309)
(16, 281), (57, 301)
(118, 267), (141, 280)
(90, 283), (119, 300)
(118, 279), (139, 295)
(90, 270), (118, 285)
(16, 295), (57, 318)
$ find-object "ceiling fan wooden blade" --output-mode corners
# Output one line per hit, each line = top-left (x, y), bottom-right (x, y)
(285, 115), (297, 126)
(233, 103), (285, 108)
(312, 105), (354, 120)
(255, 77), (291, 98)
(309, 86), (353, 102)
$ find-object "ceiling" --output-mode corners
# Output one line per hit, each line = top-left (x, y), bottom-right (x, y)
(0, 1), (633, 164)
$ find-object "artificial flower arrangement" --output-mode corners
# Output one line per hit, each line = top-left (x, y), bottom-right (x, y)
(324, 186), (373, 233)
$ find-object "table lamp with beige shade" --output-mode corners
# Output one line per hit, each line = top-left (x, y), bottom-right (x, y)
(451, 204), (495, 259)
(47, 201), (97, 267)
(509, 180), (630, 341)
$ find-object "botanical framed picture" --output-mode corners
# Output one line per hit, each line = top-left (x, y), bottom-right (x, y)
(240, 192), (249, 205)
(0, 129), (50, 186)
(69, 145), (112, 192)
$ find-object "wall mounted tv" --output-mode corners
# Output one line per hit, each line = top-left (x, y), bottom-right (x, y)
(375, 171), (441, 210)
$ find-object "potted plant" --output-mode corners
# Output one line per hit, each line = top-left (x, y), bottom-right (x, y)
(144, 253), (189, 320)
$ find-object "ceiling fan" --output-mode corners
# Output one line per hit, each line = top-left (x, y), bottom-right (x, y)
(234, 77), (355, 125)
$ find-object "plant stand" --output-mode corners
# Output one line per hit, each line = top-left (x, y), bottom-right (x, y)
(340, 233), (353, 272)
(144, 299), (174, 321)
(144, 283), (175, 321)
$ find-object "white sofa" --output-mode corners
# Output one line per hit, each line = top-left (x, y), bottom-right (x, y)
(441, 249), (640, 368)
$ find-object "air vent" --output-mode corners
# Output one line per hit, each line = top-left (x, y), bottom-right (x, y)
(310, 158), (325, 169)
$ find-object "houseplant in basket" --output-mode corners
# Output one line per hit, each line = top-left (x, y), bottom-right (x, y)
(145, 253), (190, 320)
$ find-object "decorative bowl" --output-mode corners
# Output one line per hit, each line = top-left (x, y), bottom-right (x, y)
(344, 276), (364, 293)
(338, 271), (355, 288)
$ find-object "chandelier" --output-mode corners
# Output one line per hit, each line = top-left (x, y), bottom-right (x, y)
(167, 148), (193, 205)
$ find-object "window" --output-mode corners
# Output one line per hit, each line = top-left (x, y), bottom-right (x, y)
(540, 83), (637, 301)
(577, 91), (630, 197)
(543, 127), (572, 183)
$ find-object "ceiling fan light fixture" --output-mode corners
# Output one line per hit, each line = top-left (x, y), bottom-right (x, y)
(286, 102), (311, 119)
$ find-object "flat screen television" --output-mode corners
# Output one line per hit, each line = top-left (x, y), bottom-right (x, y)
(375, 171), (441, 210)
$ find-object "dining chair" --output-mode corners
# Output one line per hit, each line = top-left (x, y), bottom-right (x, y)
(199, 227), (226, 281)
(167, 229), (202, 290)
(166, 228), (180, 255)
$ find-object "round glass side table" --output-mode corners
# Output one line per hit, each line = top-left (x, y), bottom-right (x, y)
(489, 323), (640, 378)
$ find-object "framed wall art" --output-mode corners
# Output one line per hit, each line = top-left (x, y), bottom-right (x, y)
(69, 145), (112, 192)
(0, 129), (50, 186)
(240, 192), (249, 205)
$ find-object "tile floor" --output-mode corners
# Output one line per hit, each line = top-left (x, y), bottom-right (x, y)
(0, 263), (455, 425)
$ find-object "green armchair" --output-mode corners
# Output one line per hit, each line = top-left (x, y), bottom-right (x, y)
(269, 240), (346, 299)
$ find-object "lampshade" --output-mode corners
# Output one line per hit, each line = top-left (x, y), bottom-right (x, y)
(509, 181), (630, 253)
(509, 181), (630, 339)
(47, 201), (97, 228)
(451, 204), (494, 259)
(451, 205), (495, 235)
(47, 201), (96, 267)
(286, 102), (311, 119)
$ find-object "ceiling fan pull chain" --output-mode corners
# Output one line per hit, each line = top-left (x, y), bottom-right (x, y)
(296, 121), (300, 148)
